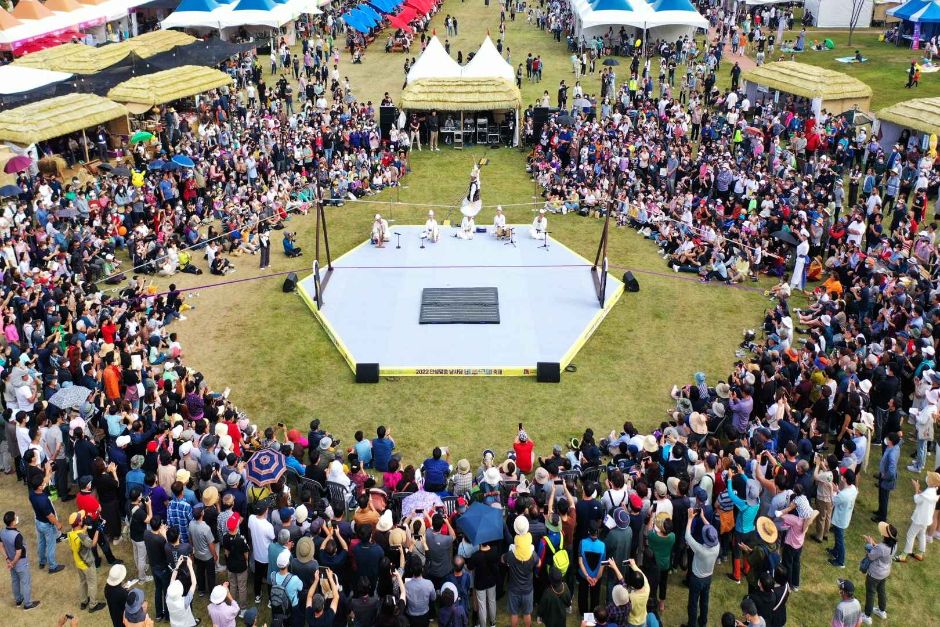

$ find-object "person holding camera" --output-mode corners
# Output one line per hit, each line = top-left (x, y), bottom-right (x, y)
(283, 231), (303, 258)
(128, 488), (152, 583)
(67, 510), (106, 613)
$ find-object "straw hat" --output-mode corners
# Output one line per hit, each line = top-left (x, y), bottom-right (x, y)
(642, 434), (659, 453)
(756, 516), (778, 544)
(878, 521), (897, 540)
(202, 486), (219, 507)
(107, 564), (127, 586)
(689, 412), (708, 435)
(296, 537), (315, 563)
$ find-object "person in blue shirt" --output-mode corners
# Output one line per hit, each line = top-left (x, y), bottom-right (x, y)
(353, 431), (372, 468)
(282, 232), (302, 258)
(421, 448), (451, 493)
(371, 426), (395, 472)
(727, 468), (759, 584)
(577, 521), (606, 614)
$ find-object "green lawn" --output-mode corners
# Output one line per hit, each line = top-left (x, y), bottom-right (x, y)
(2, 5), (940, 627)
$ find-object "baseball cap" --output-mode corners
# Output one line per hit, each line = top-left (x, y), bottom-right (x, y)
(838, 579), (855, 595)
(226, 512), (242, 532)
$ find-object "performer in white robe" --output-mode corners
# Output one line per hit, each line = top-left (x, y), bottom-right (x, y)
(458, 215), (475, 240)
(530, 208), (548, 239)
(424, 210), (440, 242)
(493, 205), (507, 237)
(460, 165), (482, 217)
(371, 213), (390, 247)
(789, 231), (810, 292)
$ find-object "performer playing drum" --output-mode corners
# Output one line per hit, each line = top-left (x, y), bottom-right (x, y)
(530, 208), (548, 239)
(424, 210), (440, 243)
(371, 213), (390, 247)
(458, 214), (476, 240)
(493, 205), (509, 238)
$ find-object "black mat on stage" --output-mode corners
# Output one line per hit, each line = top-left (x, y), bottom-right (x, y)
(419, 287), (500, 324)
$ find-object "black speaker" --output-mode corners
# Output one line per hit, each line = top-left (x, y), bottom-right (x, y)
(282, 272), (298, 293)
(536, 362), (561, 383)
(623, 271), (640, 293)
(355, 363), (380, 383)
(379, 106), (398, 125)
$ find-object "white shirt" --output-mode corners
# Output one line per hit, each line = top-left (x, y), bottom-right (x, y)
(847, 220), (865, 246)
(912, 487), (939, 525)
(15, 385), (35, 413)
(532, 216), (547, 231)
(248, 515), (275, 563)
(493, 213), (506, 228)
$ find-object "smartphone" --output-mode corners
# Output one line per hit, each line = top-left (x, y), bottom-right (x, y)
(518, 422), (523, 430)
(125, 578), (139, 588)
(554, 479), (563, 485)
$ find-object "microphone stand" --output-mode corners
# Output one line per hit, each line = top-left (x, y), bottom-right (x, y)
(539, 229), (550, 251)
(504, 227), (516, 248)
(394, 232), (402, 249)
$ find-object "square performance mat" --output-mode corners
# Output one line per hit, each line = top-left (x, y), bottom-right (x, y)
(419, 287), (500, 324)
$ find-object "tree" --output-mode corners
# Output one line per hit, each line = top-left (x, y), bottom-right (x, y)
(847, 0), (870, 46)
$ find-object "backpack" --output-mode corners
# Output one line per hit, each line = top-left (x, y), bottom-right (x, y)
(544, 534), (569, 576)
(759, 544), (781, 574)
(269, 572), (294, 616)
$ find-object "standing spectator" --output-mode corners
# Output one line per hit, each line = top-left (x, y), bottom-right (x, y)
(861, 522), (897, 623)
(1, 510), (39, 610)
(145, 517), (171, 622)
(425, 513), (456, 590)
(468, 540), (500, 627)
(832, 579), (862, 627)
(167, 481), (193, 544)
(128, 488), (152, 582)
(221, 512), (249, 608)
(505, 518), (537, 627)
(536, 566), (571, 627)
(305, 569), (340, 627)
(189, 503), (217, 596)
(207, 583), (240, 627)
(104, 565), (130, 627)
(167, 555), (197, 627)
(685, 510), (719, 627)
(828, 470), (858, 568)
(270, 549), (303, 625)
(249, 501), (275, 604)
(873, 433), (900, 523)
(28, 473), (64, 573)
(577, 519), (606, 614)
(895, 472), (940, 562)
(646, 512), (675, 613)
(404, 553), (436, 625)
(67, 511), (106, 613)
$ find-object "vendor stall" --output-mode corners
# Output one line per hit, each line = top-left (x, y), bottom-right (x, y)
(742, 61), (872, 117)
(107, 64), (233, 112)
(876, 97), (940, 149)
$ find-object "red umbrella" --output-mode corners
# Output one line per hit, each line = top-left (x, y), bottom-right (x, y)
(3, 155), (32, 174)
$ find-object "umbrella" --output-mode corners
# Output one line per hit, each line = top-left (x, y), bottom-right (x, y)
(112, 166), (131, 177)
(56, 206), (80, 219)
(771, 229), (799, 246)
(246, 448), (287, 486)
(97, 163), (114, 172)
(49, 385), (92, 409)
(602, 58), (620, 66)
(171, 155), (195, 168)
(148, 159), (166, 171)
(401, 489), (443, 516)
(556, 114), (576, 126)
(0, 184), (21, 198)
(456, 502), (505, 544)
(744, 126), (764, 137)
(130, 131), (155, 144)
(3, 155), (32, 173)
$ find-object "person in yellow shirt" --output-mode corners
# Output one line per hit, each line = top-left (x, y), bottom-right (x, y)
(67, 510), (106, 613)
(625, 558), (650, 627)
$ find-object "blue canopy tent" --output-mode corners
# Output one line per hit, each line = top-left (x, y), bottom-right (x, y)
(342, 11), (371, 31)
(369, 0), (402, 12)
(355, 6), (381, 25)
(358, 4), (384, 22)
(651, 0), (699, 11)
(888, 0), (940, 45)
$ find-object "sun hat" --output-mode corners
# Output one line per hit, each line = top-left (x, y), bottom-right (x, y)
(296, 536), (315, 563)
(319, 436), (333, 450)
(533, 467), (550, 485)
(756, 516), (778, 544)
(210, 585), (228, 605)
(202, 486), (219, 507)
(377, 509), (394, 532)
(643, 434), (659, 453)
(702, 524), (719, 547)
(107, 563), (127, 586)
(484, 467), (501, 485)
(219, 434), (233, 453)
(69, 510), (86, 526)
(130, 455), (144, 470)
(878, 521), (897, 540)
(242, 607), (258, 626)
(389, 527), (408, 547)
(125, 588), (146, 619)
(176, 469), (190, 485)
(689, 412), (708, 435)
(513, 515), (529, 536)
(295, 504), (308, 524)
(666, 477), (681, 496)
(456, 459), (471, 474)
(612, 584), (630, 606)
(715, 382), (731, 398)
(116, 435), (131, 448)
(654, 481), (667, 498)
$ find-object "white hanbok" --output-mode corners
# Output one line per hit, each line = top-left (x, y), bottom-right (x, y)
(789, 239), (810, 289)
(458, 216), (475, 240)
(530, 215), (548, 239)
(424, 217), (440, 242)
(371, 218), (390, 243)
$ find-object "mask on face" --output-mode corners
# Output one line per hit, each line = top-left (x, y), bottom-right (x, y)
(883, 438), (889, 447)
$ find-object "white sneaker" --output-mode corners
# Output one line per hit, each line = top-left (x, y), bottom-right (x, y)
(907, 464), (921, 472)
(178, 315), (187, 321)
(861, 616), (872, 625)
(873, 609), (887, 620)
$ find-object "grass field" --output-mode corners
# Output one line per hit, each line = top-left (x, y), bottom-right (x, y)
(1, 3), (939, 626)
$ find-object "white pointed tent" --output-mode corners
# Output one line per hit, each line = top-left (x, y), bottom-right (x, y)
(461, 35), (515, 82)
(406, 35), (462, 84)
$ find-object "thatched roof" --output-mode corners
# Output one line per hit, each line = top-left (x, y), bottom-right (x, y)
(107, 66), (232, 109)
(742, 61), (872, 102)
(14, 31), (197, 74)
(877, 97), (940, 135)
(400, 77), (522, 112)
(0, 93), (127, 146)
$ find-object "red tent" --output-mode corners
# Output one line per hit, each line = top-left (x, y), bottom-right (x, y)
(388, 14), (413, 31)
(395, 5), (416, 21)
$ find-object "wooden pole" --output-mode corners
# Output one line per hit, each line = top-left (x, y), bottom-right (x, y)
(81, 128), (90, 163)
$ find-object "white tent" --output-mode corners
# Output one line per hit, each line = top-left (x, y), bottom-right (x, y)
(576, 0), (708, 33)
(804, 0), (873, 27)
(461, 35), (514, 82)
(406, 35), (461, 84)
(0, 65), (72, 94)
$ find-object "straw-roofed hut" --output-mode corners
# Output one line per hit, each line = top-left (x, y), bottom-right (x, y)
(876, 97), (940, 148)
(107, 66), (232, 113)
(0, 93), (127, 146)
(14, 31), (198, 74)
(742, 61), (872, 115)
(400, 77), (522, 112)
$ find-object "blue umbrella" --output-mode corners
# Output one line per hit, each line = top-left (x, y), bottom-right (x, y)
(172, 155), (195, 168)
(0, 184), (21, 198)
(148, 159), (167, 171)
(246, 448), (287, 486)
(455, 502), (505, 545)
